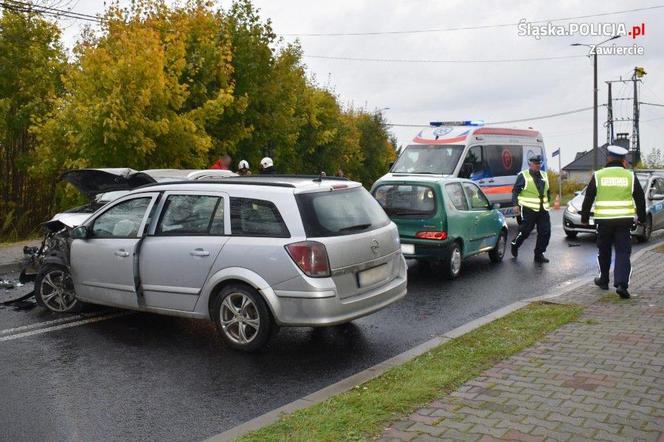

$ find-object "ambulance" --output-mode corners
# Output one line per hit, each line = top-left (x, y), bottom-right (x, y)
(377, 121), (547, 216)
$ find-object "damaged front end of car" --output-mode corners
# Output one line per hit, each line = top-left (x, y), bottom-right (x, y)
(20, 219), (73, 284)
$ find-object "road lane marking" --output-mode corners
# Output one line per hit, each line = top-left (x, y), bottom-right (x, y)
(0, 313), (95, 336)
(0, 312), (132, 342)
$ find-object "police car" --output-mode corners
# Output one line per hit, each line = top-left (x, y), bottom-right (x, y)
(376, 120), (547, 217)
(563, 170), (664, 242)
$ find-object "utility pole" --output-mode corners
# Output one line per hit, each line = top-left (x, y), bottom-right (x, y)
(631, 66), (647, 166)
(571, 35), (620, 171)
(606, 82), (614, 145)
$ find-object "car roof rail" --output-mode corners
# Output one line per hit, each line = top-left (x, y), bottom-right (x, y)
(135, 179), (297, 189)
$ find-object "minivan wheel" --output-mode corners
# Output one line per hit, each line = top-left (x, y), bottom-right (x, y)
(442, 242), (462, 280)
(636, 216), (652, 243)
(489, 231), (507, 263)
(34, 264), (83, 313)
(212, 283), (274, 352)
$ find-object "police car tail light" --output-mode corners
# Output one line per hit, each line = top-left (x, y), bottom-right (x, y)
(285, 241), (331, 277)
(415, 231), (448, 240)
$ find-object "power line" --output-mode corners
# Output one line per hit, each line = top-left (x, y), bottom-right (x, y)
(305, 54), (585, 64)
(1, 0), (102, 23)
(386, 105), (604, 128)
(641, 102), (664, 108)
(282, 5), (664, 37)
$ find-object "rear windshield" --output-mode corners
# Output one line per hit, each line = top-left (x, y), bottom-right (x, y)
(391, 145), (464, 175)
(373, 184), (436, 218)
(296, 187), (391, 237)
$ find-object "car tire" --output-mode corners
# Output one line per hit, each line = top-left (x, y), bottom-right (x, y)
(564, 229), (578, 239)
(34, 264), (84, 313)
(212, 283), (275, 352)
(442, 242), (462, 280)
(489, 231), (507, 263)
(637, 216), (652, 243)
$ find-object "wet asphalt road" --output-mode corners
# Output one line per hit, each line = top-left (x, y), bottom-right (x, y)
(1, 211), (662, 441)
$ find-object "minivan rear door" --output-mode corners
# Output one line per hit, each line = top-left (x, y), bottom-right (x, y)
(139, 192), (229, 311)
(296, 186), (401, 299)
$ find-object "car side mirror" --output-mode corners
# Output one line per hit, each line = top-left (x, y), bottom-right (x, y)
(71, 226), (88, 239)
(490, 202), (501, 210)
(574, 190), (582, 196)
(652, 192), (664, 201)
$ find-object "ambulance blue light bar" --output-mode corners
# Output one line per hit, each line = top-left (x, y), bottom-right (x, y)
(429, 120), (485, 127)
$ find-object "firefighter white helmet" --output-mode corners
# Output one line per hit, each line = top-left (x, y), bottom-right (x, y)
(260, 157), (273, 169)
(238, 160), (249, 170)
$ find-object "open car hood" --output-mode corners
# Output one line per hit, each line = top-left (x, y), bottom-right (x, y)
(61, 168), (156, 197)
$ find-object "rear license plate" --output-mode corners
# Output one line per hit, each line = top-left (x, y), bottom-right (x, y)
(358, 264), (390, 287)
(401, 244), (415, 255)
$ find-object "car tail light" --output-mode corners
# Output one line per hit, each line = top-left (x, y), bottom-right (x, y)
(415, 231), (448, 240)
(285, 241), (331, 277)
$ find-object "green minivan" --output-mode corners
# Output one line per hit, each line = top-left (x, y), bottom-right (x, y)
(371, 176), (508, 279)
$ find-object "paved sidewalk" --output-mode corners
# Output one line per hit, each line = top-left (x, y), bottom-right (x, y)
(381, 249), (664, 442)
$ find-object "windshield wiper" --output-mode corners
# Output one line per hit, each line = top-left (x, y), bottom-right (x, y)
(338, 223), (372, 232)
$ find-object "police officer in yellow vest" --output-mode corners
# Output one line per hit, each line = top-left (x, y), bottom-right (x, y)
(510, 155), (551, 263)
(581, 145), (646, 299)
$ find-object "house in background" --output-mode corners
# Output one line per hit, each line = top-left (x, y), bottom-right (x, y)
(562, 134), (633, 183)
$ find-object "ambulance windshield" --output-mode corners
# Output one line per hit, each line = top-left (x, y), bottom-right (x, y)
(391, 145), (464, 175)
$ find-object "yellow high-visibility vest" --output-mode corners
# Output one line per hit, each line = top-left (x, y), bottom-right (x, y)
(517, 170), (550, 212)
(594, 167), (636, 220)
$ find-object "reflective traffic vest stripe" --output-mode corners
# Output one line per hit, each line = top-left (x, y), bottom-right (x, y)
(517, 170), (550, 211)
(594, 167), (636, 219)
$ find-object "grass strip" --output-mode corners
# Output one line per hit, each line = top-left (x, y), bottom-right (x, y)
(238, 302), (582, 442)
(655, 243), (664, 253)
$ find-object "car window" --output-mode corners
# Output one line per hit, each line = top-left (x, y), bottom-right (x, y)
(462, 183), (491, 210)
(651, 178), (664, 195)
(391, 145), (464, 174)
(485, 145), (524, 177)
(91, 197), (151, 238)
(464, 145), (486, 179)
(297, 187), (391, 237)
(156, 195), (223, 236)
(373, 184), (436, 218)
(230, 198), (289, 237)
(445, 183), (469, 211)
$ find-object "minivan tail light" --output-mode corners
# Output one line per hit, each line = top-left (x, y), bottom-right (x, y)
(416, 231), (448, 240)
(285, 241), (331, 277)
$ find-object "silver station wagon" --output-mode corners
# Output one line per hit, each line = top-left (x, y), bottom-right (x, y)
(35, 176), (407, 351)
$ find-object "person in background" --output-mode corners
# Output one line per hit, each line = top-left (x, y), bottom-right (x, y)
(210, 153), (232, 170)
(237, 160), (251, 176)
(510, 155), (552, 263)
(581, 145), (646, 299)
(260, 157), (276, 175)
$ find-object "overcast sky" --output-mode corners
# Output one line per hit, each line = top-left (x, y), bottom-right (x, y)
(58, 0), (664, 170)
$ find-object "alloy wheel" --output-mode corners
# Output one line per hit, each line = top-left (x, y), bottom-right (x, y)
(220, 293), (261, 345)
(39, 269), (77, 312)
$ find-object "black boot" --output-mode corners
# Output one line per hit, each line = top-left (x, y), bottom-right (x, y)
(534, 254), (550, 263)
(511, 243), (518, 258)
(594, 278), (609, 290)
(616, 285), (630, 299)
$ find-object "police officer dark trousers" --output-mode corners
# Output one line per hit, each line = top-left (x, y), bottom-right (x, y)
(581, 146), (646, 299)
(510, 155), (552, 263)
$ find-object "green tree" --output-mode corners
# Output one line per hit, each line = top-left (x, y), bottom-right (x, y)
(0, 9), (67, 239)
(33, 0), (236, 176)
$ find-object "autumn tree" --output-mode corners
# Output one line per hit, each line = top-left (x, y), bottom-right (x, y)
(0, 9), (67, 239)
